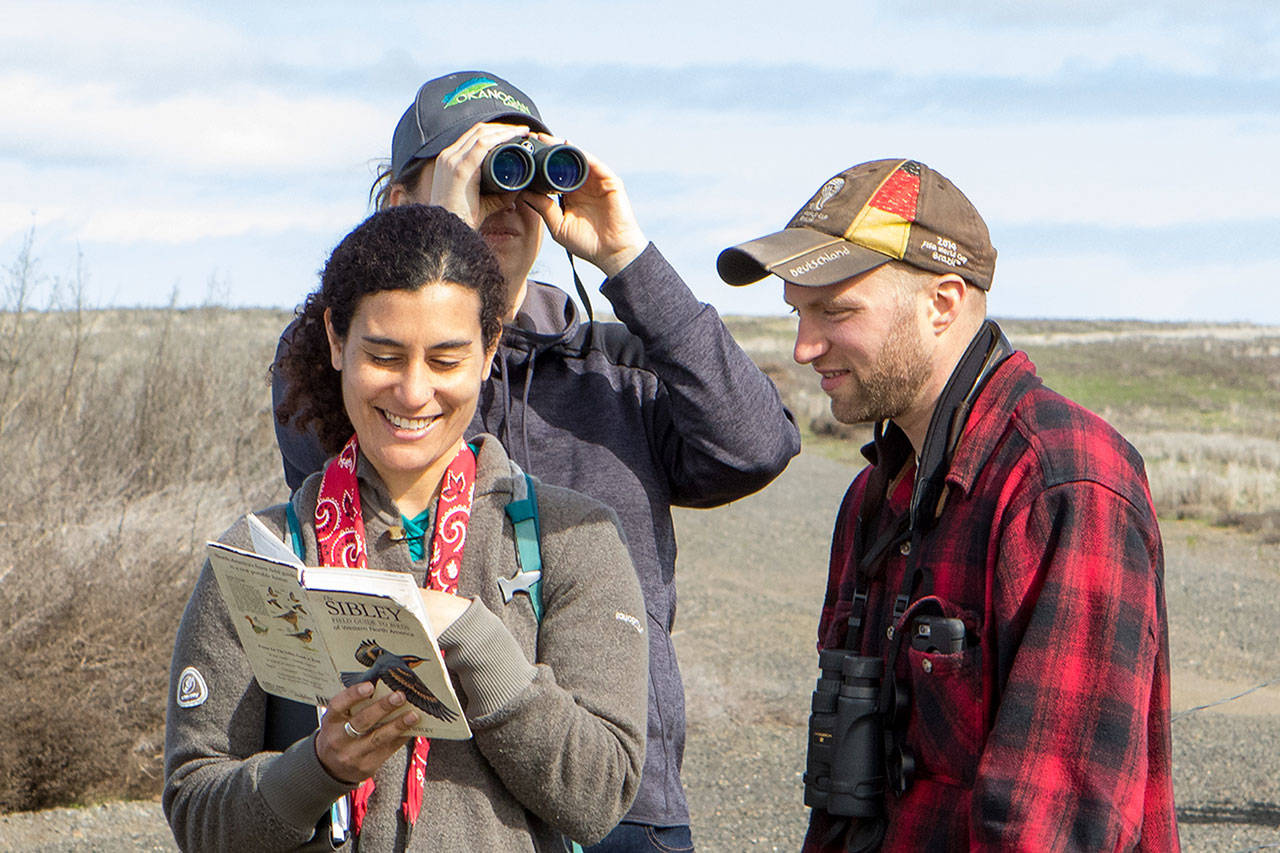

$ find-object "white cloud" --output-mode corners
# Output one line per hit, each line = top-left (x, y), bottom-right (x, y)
(908, 116), (1280, 230)
(347, 0), (1280, 79)
(570, 106), (1280, 234)
(75, 202), (354, 244)
(3, 0), (1278, 320)
(0, 72), (385, 175)
(3, 1), (248, 72)
(0, 196), (355, 257)
(9, 0), (1279, 86)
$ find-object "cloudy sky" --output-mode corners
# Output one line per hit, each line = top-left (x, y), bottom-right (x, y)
(4, 0), (1278, 321)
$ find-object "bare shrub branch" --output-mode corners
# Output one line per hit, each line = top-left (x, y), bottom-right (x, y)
(0, 239), (292, 809)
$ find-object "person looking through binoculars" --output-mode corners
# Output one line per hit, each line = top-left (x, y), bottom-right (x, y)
(273, 71), (801, 852)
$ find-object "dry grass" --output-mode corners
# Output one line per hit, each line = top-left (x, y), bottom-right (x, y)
(1006, 321), (1280, 529)
(0, 264), (292, 809)
(758, 314), (1280, 528)
(1, 246), (1276, 813)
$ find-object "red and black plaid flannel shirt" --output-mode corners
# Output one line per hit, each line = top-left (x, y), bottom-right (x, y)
(804, 351), (1179, 851)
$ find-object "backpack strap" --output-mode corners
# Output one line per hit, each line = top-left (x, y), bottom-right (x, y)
(504, 467), (584, 853)
(285, 500), (304, 559)
(501, 463), (545, 622)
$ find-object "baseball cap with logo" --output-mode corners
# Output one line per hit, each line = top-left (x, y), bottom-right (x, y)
(391, 71), (551, 179)
(717, 158), (996, 290)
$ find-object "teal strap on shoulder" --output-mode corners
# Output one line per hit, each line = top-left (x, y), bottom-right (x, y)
(284, 501), (305, 561)
(504, 473), (579, 853)
(503, 472), (544, 622)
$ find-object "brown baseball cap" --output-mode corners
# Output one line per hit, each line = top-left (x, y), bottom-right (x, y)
(717, 158), (996, 290)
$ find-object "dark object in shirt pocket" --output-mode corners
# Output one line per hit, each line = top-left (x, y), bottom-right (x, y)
(899, 602), (984, 788)
(910, 615), (966, 654)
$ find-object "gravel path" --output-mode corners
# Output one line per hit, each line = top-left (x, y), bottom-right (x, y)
(2, 451), (1278, 851)
(674, 452), (1280, 852)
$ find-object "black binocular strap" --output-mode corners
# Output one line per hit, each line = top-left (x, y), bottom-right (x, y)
(909, 320), (1009, 536)
(556, 195), (598, 355)
(846, 416), (922, 653)
(852, 320), (1014, 644)
(846, 506), (923, 653)
(845, 440), (907, 652)
(835, 322), (1014, 800)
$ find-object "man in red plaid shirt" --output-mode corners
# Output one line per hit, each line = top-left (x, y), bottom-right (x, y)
(718, 159), (1178, 851)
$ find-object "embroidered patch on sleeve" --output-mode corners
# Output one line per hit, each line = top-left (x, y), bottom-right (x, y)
(614, 611), (644, 634)
(177, 666), (209, 708)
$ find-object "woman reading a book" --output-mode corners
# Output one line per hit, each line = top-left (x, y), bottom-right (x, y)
(163, 204), (648, 852)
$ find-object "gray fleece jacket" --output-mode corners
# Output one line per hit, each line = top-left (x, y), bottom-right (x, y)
(164, 435), (648, 852)
(273, 245), (800, 826)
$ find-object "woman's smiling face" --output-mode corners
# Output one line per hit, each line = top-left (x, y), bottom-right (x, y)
(326, 281), (495, 514)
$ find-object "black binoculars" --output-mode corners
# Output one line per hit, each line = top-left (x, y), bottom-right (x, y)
(480, 138), (588, 195)
(804, 649), (887, 818)
(803, 646), (917, 821)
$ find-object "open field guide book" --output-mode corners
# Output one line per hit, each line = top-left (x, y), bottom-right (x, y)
(204, 514), (470, 740)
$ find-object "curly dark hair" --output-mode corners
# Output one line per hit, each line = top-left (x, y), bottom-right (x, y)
(274, 204), (507, 455)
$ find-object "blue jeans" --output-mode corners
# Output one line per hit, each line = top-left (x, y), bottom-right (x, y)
(583, 822), (694, 853)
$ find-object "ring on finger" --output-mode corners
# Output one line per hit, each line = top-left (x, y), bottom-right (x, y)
(343, 720), (364, 739)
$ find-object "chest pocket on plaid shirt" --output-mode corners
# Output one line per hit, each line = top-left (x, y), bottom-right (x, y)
(897, 596), (984, 789)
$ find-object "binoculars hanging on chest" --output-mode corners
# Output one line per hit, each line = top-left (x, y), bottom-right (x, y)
(803, 648), (916, 818)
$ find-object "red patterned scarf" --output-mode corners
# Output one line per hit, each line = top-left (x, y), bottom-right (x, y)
(315, 434), (477, 839)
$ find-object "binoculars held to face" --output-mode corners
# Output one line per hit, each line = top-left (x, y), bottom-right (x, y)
(480, 138), (589, 195)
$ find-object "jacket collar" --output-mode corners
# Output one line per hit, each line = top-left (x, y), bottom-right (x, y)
(505, 281), (580, 346)
(860, 321), (1019, 522)
(945, 350), (1041, 496)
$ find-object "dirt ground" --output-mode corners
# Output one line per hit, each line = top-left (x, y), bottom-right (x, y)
(2, 450), (1278, 851)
